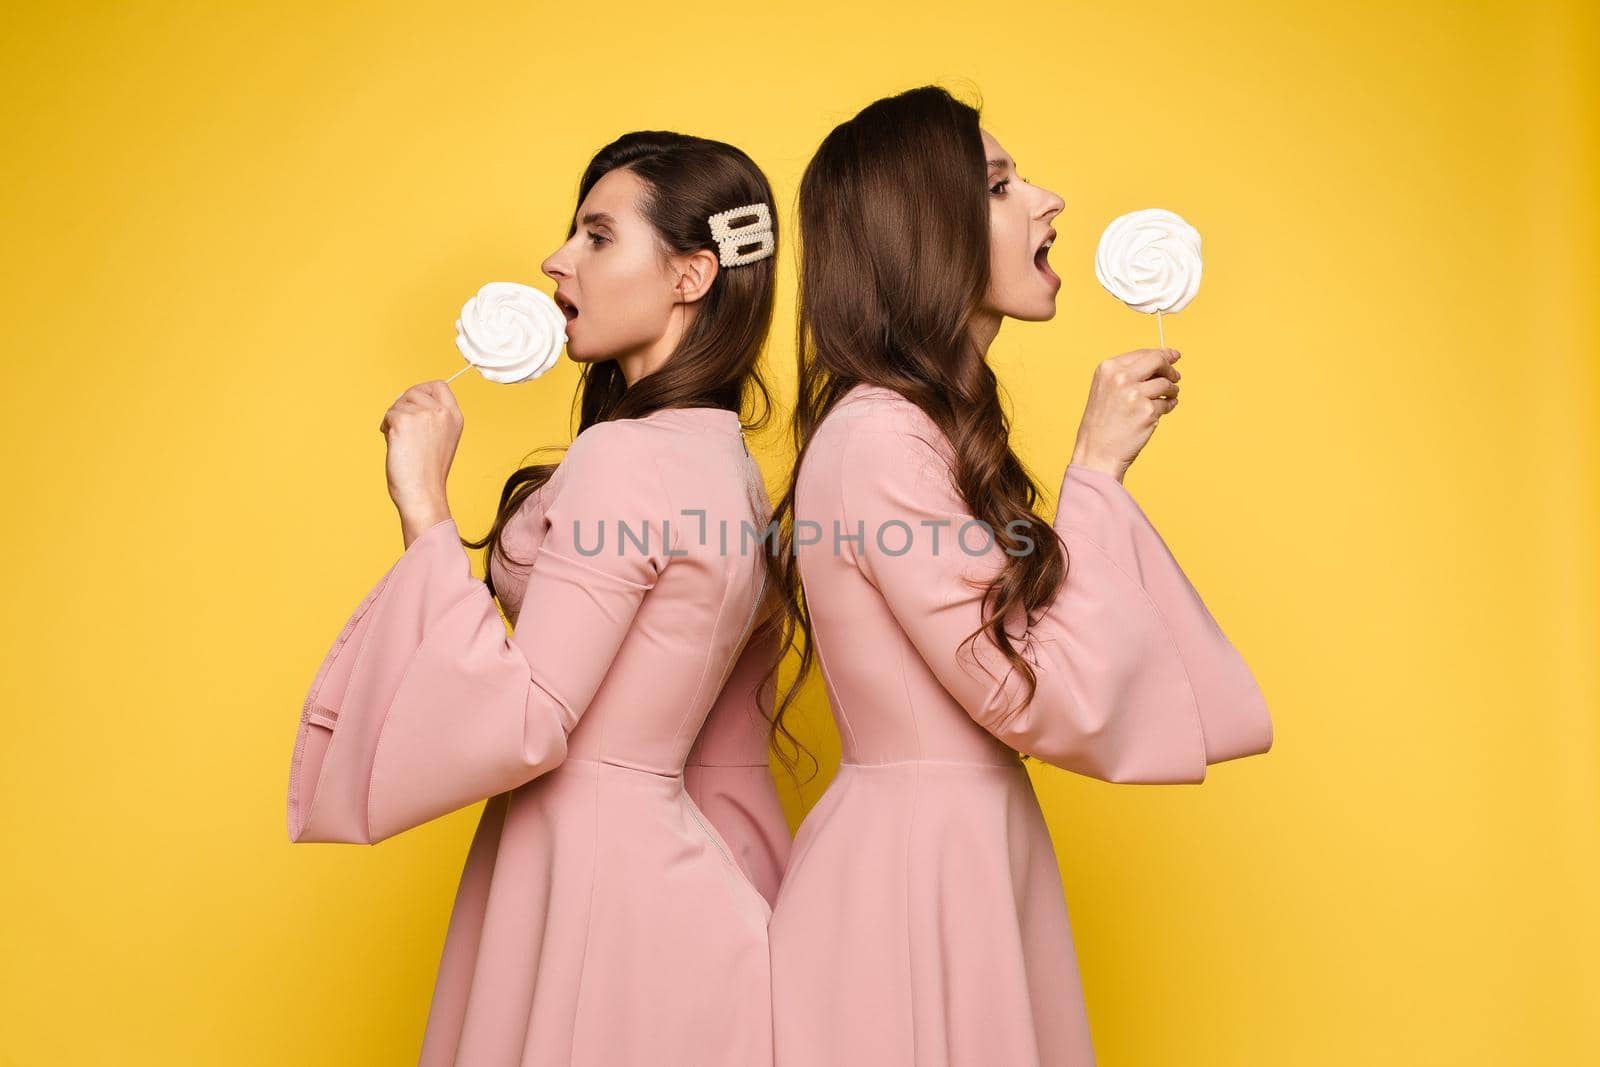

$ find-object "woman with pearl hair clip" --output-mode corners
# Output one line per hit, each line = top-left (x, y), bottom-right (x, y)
(285, 131), (795, 1066)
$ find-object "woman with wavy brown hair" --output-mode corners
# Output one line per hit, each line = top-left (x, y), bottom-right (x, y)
(763, 86), (1273, 1065)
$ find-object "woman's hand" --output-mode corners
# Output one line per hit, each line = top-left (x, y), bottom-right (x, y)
(378, 380), (462, 546)
(1069, 348), (1182, 482)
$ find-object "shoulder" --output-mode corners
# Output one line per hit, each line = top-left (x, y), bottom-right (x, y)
(824, 385), (948, 437)
(550, 419), (670, 508)
(824, 393), (954, 483)
(562, 417), (668, 469)
(568, 415), (657, 454)
(822, 408), (961, 525)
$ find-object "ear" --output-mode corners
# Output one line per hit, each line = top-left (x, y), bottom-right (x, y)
(672, 248), (721, 305)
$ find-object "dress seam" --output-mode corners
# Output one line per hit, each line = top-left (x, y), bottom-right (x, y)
(815, 421), (862, 758)
(675, 578), (734, 745)
(562, 757), (604, 1059)
(906, 757), (920, 1063)
(838, 757), (1024, 769)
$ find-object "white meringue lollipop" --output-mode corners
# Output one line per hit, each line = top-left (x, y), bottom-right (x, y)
(447, 281), (567, 384)
(1094, 208), (1203, 349)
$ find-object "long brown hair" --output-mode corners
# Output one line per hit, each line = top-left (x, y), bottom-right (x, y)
(764, 85), (1070, 775)
(461, 130), (782, 717)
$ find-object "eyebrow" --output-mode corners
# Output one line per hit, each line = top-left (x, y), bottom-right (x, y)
(987, 157), (1013, 171)
(580, 211), (616, 226)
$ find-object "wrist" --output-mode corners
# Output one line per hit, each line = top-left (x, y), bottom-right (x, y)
(1067, 450), (1126, 484)
(398, 497), (452, 549)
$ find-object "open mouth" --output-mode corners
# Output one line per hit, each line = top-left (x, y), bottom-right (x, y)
(554, 292), (580, 322)
(1034, 228), (1058, 284)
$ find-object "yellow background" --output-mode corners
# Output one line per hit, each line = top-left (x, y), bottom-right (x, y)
(2, 1), (1595, 1063)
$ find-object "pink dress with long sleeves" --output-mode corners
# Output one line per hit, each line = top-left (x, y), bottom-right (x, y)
(285, 406), (792, 1066)
(769, 384), (1273, 1066)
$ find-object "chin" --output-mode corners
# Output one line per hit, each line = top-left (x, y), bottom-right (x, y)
(1008, 299), (1058, 323)
(994, 281), (1060, 323)
(564, 340), (600, 364)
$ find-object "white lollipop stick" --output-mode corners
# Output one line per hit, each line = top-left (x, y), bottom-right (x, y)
(448, 281), (568, 385)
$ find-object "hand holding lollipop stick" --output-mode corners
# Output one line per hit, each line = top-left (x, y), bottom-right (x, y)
(1094, 208), (1203, 351)
(447, 281), (567, 385)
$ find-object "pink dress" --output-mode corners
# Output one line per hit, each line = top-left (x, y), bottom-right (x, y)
(769, 384), (1273, 1066)
(285, 406), (791, 1066)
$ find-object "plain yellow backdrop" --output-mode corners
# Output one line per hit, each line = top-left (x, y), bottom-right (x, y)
(1, 1), (1595, 1063)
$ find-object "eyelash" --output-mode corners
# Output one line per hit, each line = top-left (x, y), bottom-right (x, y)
(989, 179), (1010, 196)
(587, 230), (609, 247)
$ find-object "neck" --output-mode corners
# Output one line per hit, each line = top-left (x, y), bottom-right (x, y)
(968, 307), (1002, 358)
(615, 346), (669, 387)
(615, 302), (692, 386)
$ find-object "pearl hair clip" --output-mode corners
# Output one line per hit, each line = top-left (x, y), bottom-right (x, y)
(707, 203), (775, 267)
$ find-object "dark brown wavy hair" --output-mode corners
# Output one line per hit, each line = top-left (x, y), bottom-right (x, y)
(764, 85), (1070, 777)
(458, 131), (800, 767)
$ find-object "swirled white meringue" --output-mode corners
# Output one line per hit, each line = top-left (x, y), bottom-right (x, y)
(1094, 208), (1203, 314)
(453, 281), (566, 384)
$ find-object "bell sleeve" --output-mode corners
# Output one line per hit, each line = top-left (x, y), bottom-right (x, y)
(683, 615), (792, 907)
(840, 423), (1272, 784)
(287, 423), (674, 843)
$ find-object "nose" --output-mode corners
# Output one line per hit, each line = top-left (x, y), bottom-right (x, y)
(1038, 186), (1065, 223)
(540, 241), (572, 282)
